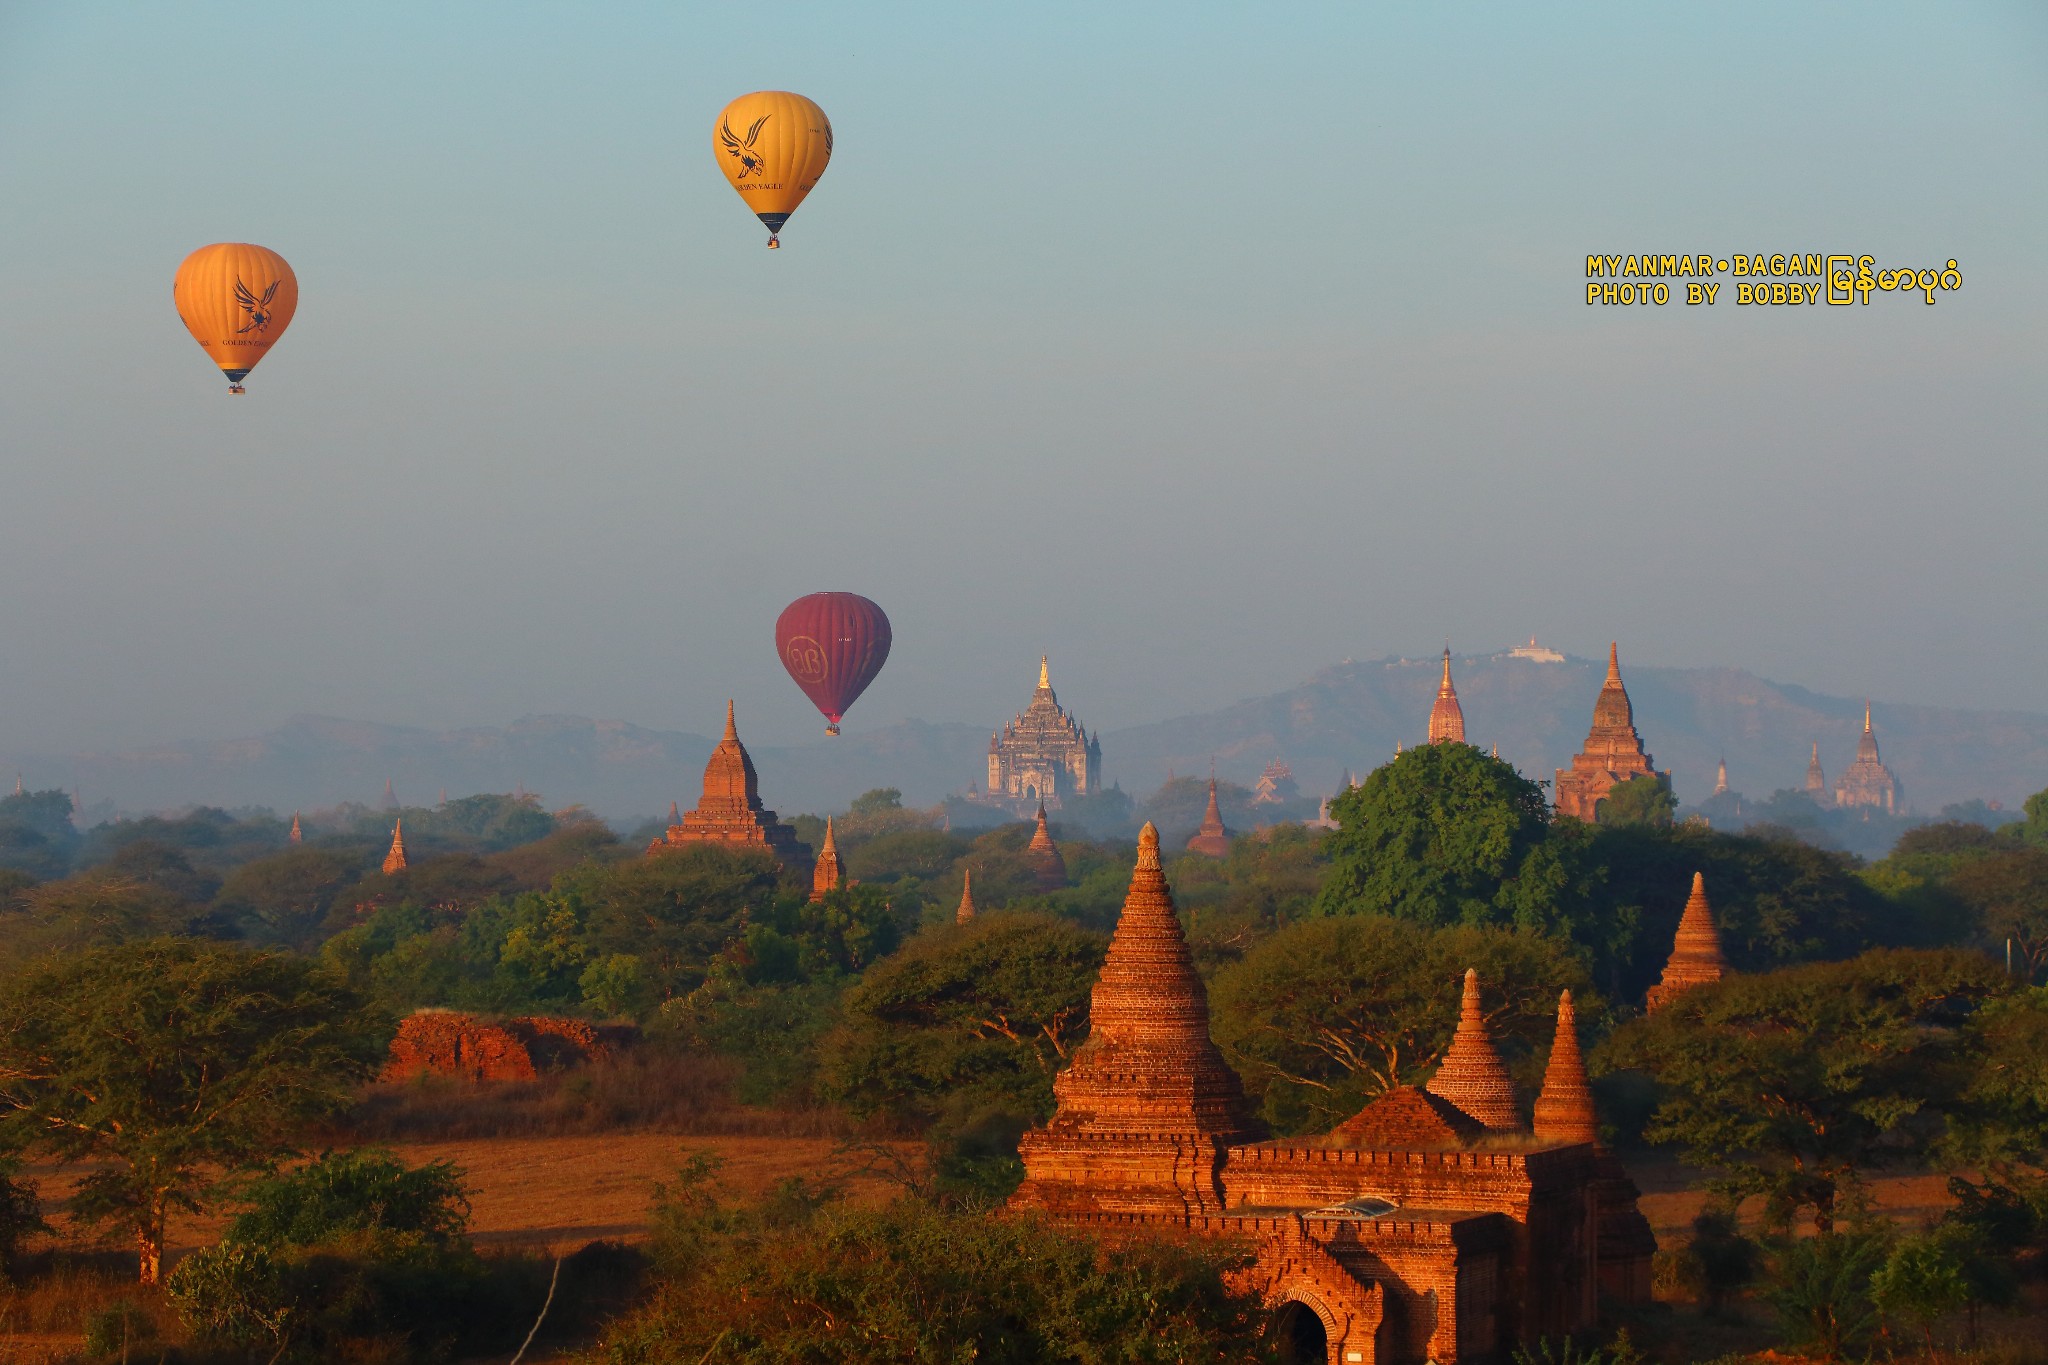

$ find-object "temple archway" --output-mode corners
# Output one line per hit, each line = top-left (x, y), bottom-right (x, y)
(1275, 1299), (1332, 1364)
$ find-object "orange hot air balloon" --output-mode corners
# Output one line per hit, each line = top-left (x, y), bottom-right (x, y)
(172, 243), (298, 393)
(713, 91), (832, 248)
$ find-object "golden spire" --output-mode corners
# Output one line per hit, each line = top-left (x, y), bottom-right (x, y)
(382, 818), (408, 875)
(1533, 990), (1599, 1146)
(1038, 655), (1051, 690)
(1426, 968), (1524, 1131)
(955, 867), (976, 924)
(1428, 643), (1466, 744)
(1864, 700), (1872, 733)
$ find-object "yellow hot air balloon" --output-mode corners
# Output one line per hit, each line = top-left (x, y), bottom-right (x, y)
(172, 243), (299, 393)
(713, 91), (832, 248)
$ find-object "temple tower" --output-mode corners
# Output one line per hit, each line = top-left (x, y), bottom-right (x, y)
(985, 656), (1101, 813)
(1533, 990), (1598, 1146)
(1428, 646), (1467, 745)
(1713, 758), (1728, 796)
(1426, 969), (1526, 1132)
(1185, 777), (1231, 856)
(809, 818), (844, 902)
(381, 818), (408, 874)
(1536, 990), (1658, 1302)
(1833, 703), (1902, 812)
(1026, 802), (1067, 891)
(1012, 823), (1257, 1215)
(1552, 643), (1668, 821)
(1645, 872), (1726, 1012)
(647, 702), (802, 857)
(1805, 742), (1827, 795)
(955, 868), (977, 924)
(288, 812), (302, 845)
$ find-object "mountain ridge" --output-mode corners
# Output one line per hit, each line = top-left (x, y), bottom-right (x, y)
(8, 650), (2045, 822)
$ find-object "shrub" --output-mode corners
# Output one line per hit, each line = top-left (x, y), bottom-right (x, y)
(1760, 1232), (1887, 1360)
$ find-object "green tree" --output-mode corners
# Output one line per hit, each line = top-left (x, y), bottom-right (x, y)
(1315, 744), (1550, 925)
(0, 789), (79, 877)
(1763, 1231), (1887, 1360)
(0, 939), (388, 1281)
(1943, 987), (2048, 1253)
(1210, 916), (1592, 1133)
(1599, 949), (2008, 1232)
(213, 847), (364, 949)
(600, 1175), (1275, 1365)
(1948, 848), (2048, 982)
(1597, 774), (1675, 828)
(0, 871), (210, 967)
(819, 913), (1105, 1127)
(570, 844), (784, 1001)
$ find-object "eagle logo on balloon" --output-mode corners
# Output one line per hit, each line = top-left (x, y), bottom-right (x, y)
(719, 114), (771, 179)
(234, 278), (282, 334)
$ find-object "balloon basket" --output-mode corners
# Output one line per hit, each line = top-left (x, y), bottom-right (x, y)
(227, 384), (246, 394)
(825, 723), (840, 737)
(766, 237), (780, 249)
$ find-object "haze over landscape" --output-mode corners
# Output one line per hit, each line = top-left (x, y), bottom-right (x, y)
(2, 3), (2045, 773)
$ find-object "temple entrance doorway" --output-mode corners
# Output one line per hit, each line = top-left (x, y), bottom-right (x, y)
(1275, 1301), (1330, 1364)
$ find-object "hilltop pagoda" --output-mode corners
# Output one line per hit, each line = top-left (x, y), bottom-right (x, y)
(983, 656), (1101, 814)
(1553, 643), (1668, 821)
(1834, 703), (1903, 813)
(647, 702), (802, 858)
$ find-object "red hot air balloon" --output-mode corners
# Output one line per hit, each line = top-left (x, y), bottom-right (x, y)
(775, 593), (892, 735)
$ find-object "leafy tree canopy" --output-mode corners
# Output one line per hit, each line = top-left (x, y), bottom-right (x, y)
(1598, 948), (2009, 1232)
(1597, 774), (1676, 828)
(1314, 743), (1550, 926)
(0, 939), (388, 1280)
(818, 912), (1106, 1128)
(1210, 915), (1592, 1134)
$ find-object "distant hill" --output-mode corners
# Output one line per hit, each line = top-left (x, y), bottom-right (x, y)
(8, 649), (2045, 823)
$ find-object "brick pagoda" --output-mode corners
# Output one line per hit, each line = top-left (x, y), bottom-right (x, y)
(984, 656), (1102, 813)
(1013, 825), (1653, 1364)
(1552, 643), (1668, 822)
(1186, 776), (1231, 856)
(809, 817), (844, 901)
(647, 701), (802, 858)
(382, 818), (408, 874)
(1833, 703), (1902, 813)
(1026, 802), (1067, 891)
(1645, 872), (1726, 1012)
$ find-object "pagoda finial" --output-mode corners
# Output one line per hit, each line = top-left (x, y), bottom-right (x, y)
(1136, 820), (1161, 870)
(288, 812), (303, 844)
(1863, 699), (1872, 733)
(1533, 989), (1599, 1146)
(1714, 757), (1728, 795)
(1426, 968), (1524, 1131)
(955, 867), (977, 924)
(723, 699), (738, 741)
(1038, 654), (1050, 690)
(1428, 643), (1466, 744)
(1606, 641), (1621, 684)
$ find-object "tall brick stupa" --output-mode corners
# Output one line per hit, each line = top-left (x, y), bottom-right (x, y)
(1645, 872), (1726, 1012)
(1553, 643), (1668, 821)
(1013, 823), (1257, 1215)
(647, 702), (802, 858)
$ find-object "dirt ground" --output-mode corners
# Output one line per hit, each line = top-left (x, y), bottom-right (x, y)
(24, 1134), (918, 1259)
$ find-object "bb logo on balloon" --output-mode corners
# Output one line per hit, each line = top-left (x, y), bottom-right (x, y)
(783, 636), (830, 685)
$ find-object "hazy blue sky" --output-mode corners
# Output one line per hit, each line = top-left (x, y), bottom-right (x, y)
(1, 2), (2043, 755)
